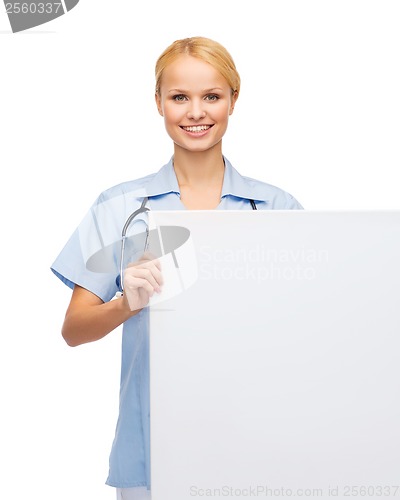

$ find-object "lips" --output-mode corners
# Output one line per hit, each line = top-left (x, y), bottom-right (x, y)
(180, 125), (213, 133)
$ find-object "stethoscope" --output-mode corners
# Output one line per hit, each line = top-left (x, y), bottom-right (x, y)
(118, 197), (150, 293)
(117, 197), (257, 293)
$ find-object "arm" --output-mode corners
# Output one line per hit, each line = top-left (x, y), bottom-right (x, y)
(62, 285), (136, 347)
(62, 253), (163, 347)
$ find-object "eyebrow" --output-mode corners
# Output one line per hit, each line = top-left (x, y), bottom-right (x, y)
(168, 87), (224, 94)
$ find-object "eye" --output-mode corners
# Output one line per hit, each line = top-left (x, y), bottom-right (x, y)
(172, 94), (188, 102)
(205, 94), (220, 101)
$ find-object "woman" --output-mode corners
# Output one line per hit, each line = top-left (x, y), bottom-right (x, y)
(51, 36), (303, 500)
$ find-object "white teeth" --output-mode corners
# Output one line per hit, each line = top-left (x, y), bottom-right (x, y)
(183, 125), (211, 132)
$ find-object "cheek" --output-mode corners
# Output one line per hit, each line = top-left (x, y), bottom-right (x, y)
(163, 105), (181, 124)
(213, 102), (232, 120)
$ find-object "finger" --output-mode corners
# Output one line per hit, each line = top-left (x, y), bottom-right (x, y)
(124, 267), (163, 292)
(124, 275), (158, 297)
(127, 255), (162, 270)
(125, 285), (152, 311)
(132, 251), (159, 266)
(126, 260), (163, 287)
(138, 260), (164, 287)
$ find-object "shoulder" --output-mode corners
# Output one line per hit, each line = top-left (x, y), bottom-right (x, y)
(95, 172), (158, 205)
(223, 157), (303, 210)
(242, 174), (303, 210)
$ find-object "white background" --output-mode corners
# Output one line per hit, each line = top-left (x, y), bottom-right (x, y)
(0, 1), (399, 499)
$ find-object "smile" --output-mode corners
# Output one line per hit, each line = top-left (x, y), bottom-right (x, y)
(180, 125), (213, 133)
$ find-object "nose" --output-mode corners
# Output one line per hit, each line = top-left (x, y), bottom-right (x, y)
(186, 99), (206, 120)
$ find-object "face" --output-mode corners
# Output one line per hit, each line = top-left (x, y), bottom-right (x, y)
(155, 55), (237, 153)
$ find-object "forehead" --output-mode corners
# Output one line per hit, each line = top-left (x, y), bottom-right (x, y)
(160, 55), (229, 91)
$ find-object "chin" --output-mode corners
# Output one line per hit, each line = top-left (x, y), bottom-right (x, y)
(175, 138), (223, 154)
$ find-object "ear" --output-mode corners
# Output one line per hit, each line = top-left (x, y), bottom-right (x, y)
(229, 91), (238, 115)
(155, 93), (163, 116)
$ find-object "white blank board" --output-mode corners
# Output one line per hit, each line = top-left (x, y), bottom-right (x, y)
(149, 211), (400, 500)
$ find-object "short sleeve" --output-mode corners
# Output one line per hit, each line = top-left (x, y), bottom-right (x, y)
(285, 192), (304, 210)
(50, 191), (130, 303)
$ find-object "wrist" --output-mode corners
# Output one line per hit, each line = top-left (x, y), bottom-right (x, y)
(116, 291), (143, 317)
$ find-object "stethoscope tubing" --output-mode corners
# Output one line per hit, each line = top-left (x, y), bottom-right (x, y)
(119, 197), (149, 292)
(118, 197), (257, 293)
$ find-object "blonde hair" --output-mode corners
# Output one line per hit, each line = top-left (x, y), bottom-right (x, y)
(155, 36), (241, 97)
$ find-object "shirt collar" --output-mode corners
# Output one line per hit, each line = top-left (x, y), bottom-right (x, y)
(144, 157), (180, 197)
(144, 156), (266, 201)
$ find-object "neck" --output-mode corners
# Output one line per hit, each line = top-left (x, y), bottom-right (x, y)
(172, 144), (225, 189)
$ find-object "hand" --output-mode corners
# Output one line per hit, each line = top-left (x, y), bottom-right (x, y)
(122, 252), (163, 311)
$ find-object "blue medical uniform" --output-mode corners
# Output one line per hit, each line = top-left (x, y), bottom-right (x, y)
(51, 156), (303, 489)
